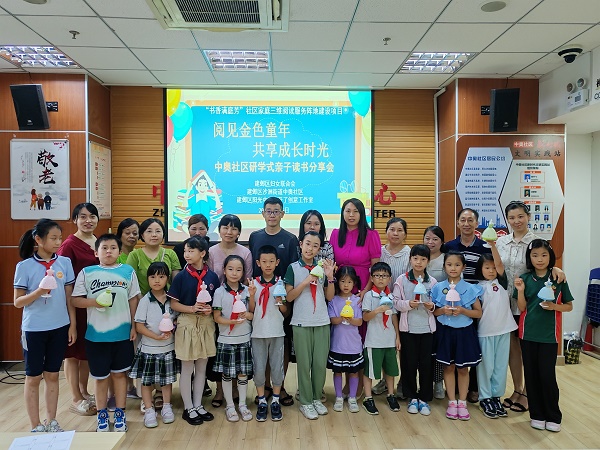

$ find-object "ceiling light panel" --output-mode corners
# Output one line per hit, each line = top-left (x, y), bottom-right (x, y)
(204, 50), (270, 71)
(0, 45), (78, 68)
(399, 52), (474, 73)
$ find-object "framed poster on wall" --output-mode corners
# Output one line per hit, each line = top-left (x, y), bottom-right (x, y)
(89, 141), (112, 219)
(10, 139), (70, 220)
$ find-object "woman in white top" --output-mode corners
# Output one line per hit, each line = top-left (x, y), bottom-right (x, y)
(496, 201), (564, 412)
(380, 218), (411, 289)
(423, 226), (447, 282)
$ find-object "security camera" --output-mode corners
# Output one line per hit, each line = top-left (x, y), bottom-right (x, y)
(558, 47), (582, 63)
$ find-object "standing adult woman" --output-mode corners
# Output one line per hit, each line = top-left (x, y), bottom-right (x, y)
(297, 210), (334, 262)
(126, 218), (181, 296)
(116, 218), (139, 264)
(330, 198), (382, 297)
(496, 201), (564, 412)
(424, 226), (447, 282)
(380, 218), (410, 285)
(57, 203), (99, 416)
(208, 214), (253, 283)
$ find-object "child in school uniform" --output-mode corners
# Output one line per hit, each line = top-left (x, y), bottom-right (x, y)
(362, 261), (401, 415)
(168, 236), (219, 425)
(393, 244), (438, 416)
(249, 245), (287, 422)
(213, 255), (254, 422)
(14, 219), (76, 432)
(129, 262), (179, 428)
(475, 241), (517, 419)
(514, 239), (573, 432)
(284, 231), (335, 420)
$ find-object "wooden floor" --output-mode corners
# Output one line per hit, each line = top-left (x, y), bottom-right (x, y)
(1, 355), (599, 450)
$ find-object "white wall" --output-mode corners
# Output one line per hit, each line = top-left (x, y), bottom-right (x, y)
(562, 133), (592, 334)
(539, 52), (591, 123)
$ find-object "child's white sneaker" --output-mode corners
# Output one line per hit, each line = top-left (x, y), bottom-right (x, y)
(299, 404), (318, 420)
(144, 408), (158, 428)
(313, 400), (328, 415)
(348, 397), (360, 413)
(45, 419), (64, 432)
(161, 404), (175, 424)
(239, 405), (253, 422)
(333, 397), (344, 412)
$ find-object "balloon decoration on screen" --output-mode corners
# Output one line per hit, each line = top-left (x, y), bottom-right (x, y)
(348, 91), (371, 117)
(171, 102), (193, 142)
(166, 89), (181, 116)
(362, 110), (372, 145)
(166, 115), (174, 145)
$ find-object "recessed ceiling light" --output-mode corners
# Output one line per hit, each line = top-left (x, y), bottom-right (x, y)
(204, 50), (270, 72)
(481, 1), (507, 13)
(399, 52), (475, 74)
(22, 0), (48, 4)
(0, 46), (78, 68)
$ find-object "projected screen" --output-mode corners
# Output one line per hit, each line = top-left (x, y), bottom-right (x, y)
(165, 89), (373, 243)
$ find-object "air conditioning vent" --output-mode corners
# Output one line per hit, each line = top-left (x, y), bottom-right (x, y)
(147, 0), (288, 31)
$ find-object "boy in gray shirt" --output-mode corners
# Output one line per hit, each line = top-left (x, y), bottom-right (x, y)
(362, 262), (401, 415)
(249, 245), (287, 422)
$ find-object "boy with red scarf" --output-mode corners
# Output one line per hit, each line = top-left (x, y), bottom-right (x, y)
(361, 261), (401, 415)
(249, 245), (287, 421)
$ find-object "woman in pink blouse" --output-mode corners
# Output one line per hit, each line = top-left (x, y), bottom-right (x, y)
(330, 198), (382, 297)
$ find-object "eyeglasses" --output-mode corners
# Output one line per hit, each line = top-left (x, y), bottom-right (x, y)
(372, 274), (390, 279)
(264, 210), (282, 216)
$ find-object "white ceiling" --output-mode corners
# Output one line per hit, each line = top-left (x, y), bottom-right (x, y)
(0, 0), (599, 89)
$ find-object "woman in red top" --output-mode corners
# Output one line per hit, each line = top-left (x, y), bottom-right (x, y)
(57, 203), (99, 416)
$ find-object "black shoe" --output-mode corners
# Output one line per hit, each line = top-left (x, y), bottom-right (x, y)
(195, 406), (214, 422)
(386, 394), (400, 412)
(479, 398), (498, 419)
(182, 408), (204, 425)
(492, 397), (508, 417)
(363, 397), (379, 415)
(270, 401), (282, 421)
(256, 403), (268, 422)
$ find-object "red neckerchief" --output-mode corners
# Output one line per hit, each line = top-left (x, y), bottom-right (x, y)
(255, 276), (275, 319)
(406, 271), (422, 302)
(372, 285), (391, 329)
(303, 262), (318, 312)
(186, 264), (208, 296)
(35, 253), (57, 271)
(227, 284), (246, 333)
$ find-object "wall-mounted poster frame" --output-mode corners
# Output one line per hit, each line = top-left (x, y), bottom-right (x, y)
(88, 141), (112, 219)
(10, 139), (70, 220)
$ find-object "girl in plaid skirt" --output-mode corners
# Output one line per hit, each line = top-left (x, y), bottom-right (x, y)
(130, 262), (179, 428)
(213, 255), (254, 422)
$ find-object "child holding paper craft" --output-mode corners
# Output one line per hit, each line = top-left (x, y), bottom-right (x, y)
(431, 251), (483, 421)
(14, 219), (76, 432)
(326, 266), (363, 413)
(514, 239), (573, 433)
(130, 262), (179, 428)
(393, 244), (438, 416)
(213, 255), (254, 422)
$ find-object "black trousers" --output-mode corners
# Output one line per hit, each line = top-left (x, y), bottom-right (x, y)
(468, 319), (479, 392)
(521, 340), (561, 423)
(400, 332), (434, 402)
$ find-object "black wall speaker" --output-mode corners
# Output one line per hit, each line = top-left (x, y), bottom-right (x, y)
(489, 88), (520, 132)
(10, 84), (50, 130)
